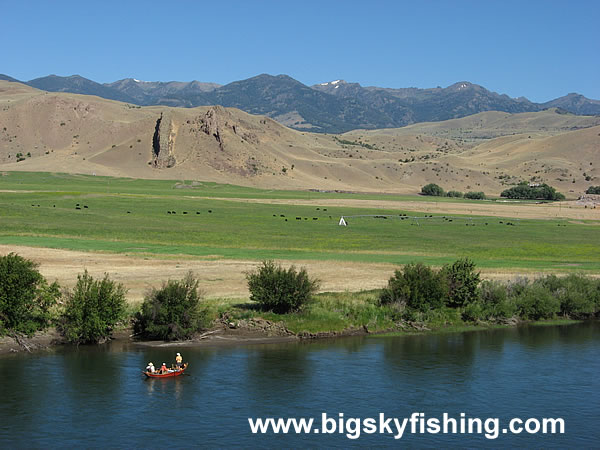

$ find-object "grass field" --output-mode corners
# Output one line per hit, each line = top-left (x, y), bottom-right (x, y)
(1, 171), (599, 272)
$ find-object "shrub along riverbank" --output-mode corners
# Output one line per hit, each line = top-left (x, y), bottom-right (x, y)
(1, 254), (599, 350)
(209, 259), (600, 336)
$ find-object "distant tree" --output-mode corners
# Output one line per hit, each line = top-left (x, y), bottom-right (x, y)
(0, 253), (60, 336)
(446, 190), (463, 198)
(586, 186), (600, 194)
(501, 182), (564, 200)
(421, 183), (445, 196)
(61, 271), (127, 344)
(464, 191), (486, 200)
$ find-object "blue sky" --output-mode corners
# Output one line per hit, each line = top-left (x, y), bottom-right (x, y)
(2, 0), (598, 102)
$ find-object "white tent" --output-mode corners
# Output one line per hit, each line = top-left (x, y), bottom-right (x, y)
(338, 217), (347, 226)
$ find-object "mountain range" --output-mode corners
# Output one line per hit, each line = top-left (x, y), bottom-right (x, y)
(1, 80), (599, 196)
(1, 73), (599, 133)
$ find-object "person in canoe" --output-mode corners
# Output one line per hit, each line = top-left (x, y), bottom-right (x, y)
(159, 362), (171, 374)
(175, 353), (183, 369)
(145, 362), (155, 373)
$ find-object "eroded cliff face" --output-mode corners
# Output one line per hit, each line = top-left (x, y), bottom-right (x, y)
(200, 107), (224, 151)
(151, 111), (176, 168)
(196, 106), (261, 151)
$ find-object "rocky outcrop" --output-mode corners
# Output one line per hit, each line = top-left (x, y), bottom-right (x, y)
(151, 111), (176, 168)
(199, 106), (225, 151)
(197, 106), (260, 152)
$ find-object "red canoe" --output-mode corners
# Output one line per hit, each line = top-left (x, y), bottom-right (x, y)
(143, 363), (188, 378)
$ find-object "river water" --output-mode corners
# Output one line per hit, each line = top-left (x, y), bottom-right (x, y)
(1, 322), (598, 448)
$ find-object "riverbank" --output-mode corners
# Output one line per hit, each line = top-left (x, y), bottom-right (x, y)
(1, 315), (586, 355)
(3, 268), (598, 355)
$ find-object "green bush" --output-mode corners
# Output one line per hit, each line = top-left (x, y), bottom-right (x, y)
(585, 186), (600, 194)
(421, 183), (445, 196)
(0, 253), (60, 335)
(446, 190), (463, 198)
(461, 301), (485, 322)
(441, 258), (481, 308)
(61, 271), (127, 344)
(513, 284), (560, 320)
(134, 271), (208, 340)
(464, 191), (486, 200)
(479, 280), (516, 319)
(379, 263), (447, 312)
(506, 276), (530, 298)
(534, 274), (599, 318)
(246, 260), (319, 314)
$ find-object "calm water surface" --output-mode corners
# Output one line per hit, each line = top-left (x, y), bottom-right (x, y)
(1, 322), (598, 448)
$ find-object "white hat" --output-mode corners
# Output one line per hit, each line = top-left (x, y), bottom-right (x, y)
(148, 362), (153, 366)
(176, 353), (181, 356)
(162, 362), (166, 365)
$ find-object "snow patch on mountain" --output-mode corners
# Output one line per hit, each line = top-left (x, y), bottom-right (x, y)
(319, 79), (342, 86)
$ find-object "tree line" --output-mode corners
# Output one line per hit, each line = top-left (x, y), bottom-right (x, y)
(421, 183), (486, 199)
(421, 181), (568, 201)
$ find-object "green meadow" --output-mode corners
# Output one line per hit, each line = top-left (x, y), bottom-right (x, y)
(1, 171), (599, 271)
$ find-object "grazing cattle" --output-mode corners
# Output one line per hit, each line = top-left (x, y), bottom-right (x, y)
(196, 212), (200, 215)
(183, 212), (188, 215)
(127, 211), (131, 214)
(316, 208), (320, 210)
(167, 211), (171, 214)
(53, 205), (56, 208)
(76, 206), (81, 210)
(280, 214), (285, 217)
(172, 211), (176, 214)
(208, 210), (212, 213)
(84, 205), (88, 209)
(323, 209), (327, 212)
(273, 214), (277, 217)
(285, 219), (288, 221)
(296, 217), (301, 220)
(313, 217), (318, 220)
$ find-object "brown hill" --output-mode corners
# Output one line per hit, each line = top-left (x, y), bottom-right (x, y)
(1, 81), (599, 197)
